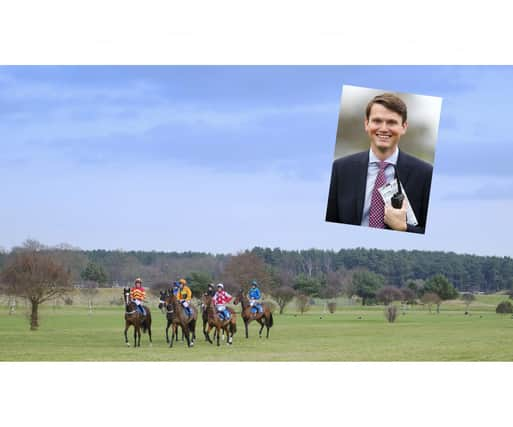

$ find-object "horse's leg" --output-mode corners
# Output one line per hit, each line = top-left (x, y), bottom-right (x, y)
(244, 319), (249, 339)
(206, 324), (213, 344)
(258, 319), (265, 338)
(226, 324), (232, 345)
(148, 319), (152, 346)
(184, 324), (191, 347)
(216, 325), (220, 346)
(203, 317), (209, 341)
(165, 320), (170, 343)
(133, 326), (137, 347)
(124, 322), (130, 347)
(190, 319), (196, 344)
(170, 324), (175, 348)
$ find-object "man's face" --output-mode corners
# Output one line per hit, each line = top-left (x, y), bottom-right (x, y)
(365, 103), (407, 154)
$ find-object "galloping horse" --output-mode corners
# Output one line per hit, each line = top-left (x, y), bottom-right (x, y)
(233, 288), (273, 339)
(160, 291), (197, 348)
(201, 294), (237, 346)
(123, 288), (152, 347)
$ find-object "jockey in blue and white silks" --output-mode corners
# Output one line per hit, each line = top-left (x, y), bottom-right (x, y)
(248, 280), (263, 314)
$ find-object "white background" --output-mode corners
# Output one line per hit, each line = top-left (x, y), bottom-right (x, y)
(1, 1), (512, 426)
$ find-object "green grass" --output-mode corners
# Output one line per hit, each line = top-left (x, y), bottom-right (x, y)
(2, 296), (513, 361)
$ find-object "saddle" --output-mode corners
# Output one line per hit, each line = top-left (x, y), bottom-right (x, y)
(251, 303), (263, 314)
(217, 309), (231, 321)
(181, 304), (193, 318)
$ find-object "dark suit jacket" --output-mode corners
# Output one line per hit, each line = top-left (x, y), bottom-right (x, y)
(325, 150), (433, 234)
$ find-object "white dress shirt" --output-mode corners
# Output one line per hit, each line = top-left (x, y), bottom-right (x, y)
(360, 148), (399, 226)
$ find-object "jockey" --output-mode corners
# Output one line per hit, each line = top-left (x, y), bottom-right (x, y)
(177, 278), (193, 317)
(213, 283), (232, 320)
(171, 281), (180, 296)
(130, 278), (146, 316)
(248, 280), (263, 314)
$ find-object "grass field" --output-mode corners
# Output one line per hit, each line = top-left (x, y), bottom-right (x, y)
(1, 292), (513, 361)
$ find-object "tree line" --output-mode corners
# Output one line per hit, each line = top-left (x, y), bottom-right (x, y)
(1, 242), (512, 293)
(2, 240), (512, 329)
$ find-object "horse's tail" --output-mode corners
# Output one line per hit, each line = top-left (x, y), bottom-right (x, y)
(231, 319), (237, 334)
(268, 311), (274, 328)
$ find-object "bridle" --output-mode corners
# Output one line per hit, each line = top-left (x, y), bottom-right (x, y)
(123, 290), (137, 315)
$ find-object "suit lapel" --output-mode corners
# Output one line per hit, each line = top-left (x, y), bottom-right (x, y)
(397, 150), (413, 189)
(354, 151), (369, 224)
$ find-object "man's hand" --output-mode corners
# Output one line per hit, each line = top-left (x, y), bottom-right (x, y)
(384, 200), (407, 231)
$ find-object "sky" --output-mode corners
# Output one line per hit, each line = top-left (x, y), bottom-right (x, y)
(1, 65), (513, 257)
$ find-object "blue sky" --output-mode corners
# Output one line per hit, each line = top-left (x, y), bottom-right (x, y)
(1, 66), (512, 256)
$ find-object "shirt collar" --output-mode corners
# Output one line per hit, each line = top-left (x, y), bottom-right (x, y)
(369, 148), (399, 165)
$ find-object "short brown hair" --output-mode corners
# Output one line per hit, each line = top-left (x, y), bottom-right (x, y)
(365, 93), (407, 124)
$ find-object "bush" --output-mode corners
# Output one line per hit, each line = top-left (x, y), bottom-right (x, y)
(63, 297), (73, 306)
(327, 302), (337, 313)
(385, 305), (398, 323)
(496, 301), (513, 314)
(296, 294), (310, 314)
(264, 300), (277, 313)
(110, 297), (124, 306)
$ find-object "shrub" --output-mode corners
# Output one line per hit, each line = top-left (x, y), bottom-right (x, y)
(385, 305), (398, 323)
(296, 294), (310, 314)
(496, 301), (513, 314)
(63, 297), (73, 306)
(327, 301), (337, 313)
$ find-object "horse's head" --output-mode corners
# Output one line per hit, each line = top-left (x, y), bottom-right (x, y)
(202, 293), (213, 307)
(233, 288), (244, 305)
(158, 290), (168, 311)
(123, 288), (131, 305)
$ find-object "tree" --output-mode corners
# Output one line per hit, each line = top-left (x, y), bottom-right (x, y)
(406, 279), (424, 297)
(80, 262), (108, 286)
(80, 281), (99, 314)
(421, 292), (441, 314)
(0, 250), (72, 330)
(496, 301), (513, 314)
(187, 271), (213, 297)
(296, 294), (310, 314)
(272, 286), (296, 314)
(423, 274), (458, 313)
(401, 287), (417, 305)
(460, 293), (476, 312)
(376, 286), (403, 305)
(80, 262), (108, 314)
(352, 270), (385, 305)
(293, 274), (321, 297)
(222, 252), (272, 292)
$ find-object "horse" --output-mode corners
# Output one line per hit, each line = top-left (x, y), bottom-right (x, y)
(160, 291), (197, 348)
(233, 288), (273, 339)
(201, 294), (237, 346)
(123, 287), (152, 347)
(200, 292), (233, 342)
(159, 289), (189, 343)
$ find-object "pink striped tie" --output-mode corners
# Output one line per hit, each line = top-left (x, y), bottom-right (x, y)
(368, 161), (390, 228)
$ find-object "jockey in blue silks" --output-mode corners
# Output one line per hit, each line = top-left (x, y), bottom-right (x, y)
(248, 280), (263, 314)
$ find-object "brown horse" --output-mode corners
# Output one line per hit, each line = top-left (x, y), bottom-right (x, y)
(123, 288), (152, 347)
(201, 294), (237, 346)
(201, 292), (234, 342)
(233, 288), (273, 339)
(161, 291), (197, 348)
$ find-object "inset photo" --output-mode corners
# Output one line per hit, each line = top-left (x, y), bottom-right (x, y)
(325, 85), (442, 234)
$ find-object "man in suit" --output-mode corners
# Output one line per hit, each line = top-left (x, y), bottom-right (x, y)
(325, 93), (433, 234)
